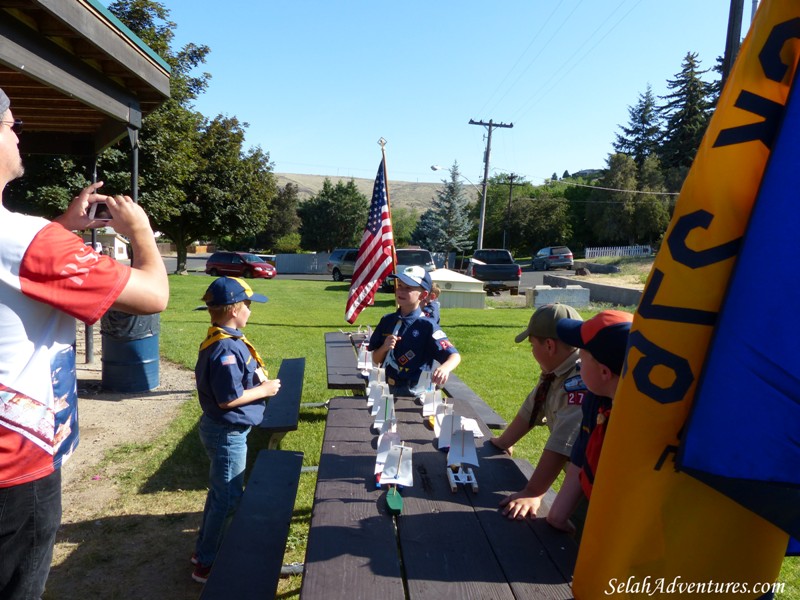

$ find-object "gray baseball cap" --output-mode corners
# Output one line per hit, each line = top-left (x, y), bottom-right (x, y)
(514, 303), (581, 343)
(0, 88), (9, 115)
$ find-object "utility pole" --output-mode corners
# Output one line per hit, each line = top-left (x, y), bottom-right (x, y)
(469, 119), (513, 249)
(721, 0), (745, 87)
(502, 173), (515, 250)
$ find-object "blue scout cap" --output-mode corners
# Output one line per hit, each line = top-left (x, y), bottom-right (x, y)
(556, 310), (633, 375)
(388, 265), (432, 292)
(204, 277), (268, 306)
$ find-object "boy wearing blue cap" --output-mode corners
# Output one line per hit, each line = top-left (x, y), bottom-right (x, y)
(546, 310), (633, 536)
(192, 277), (281, 583)
(369, 266), (460, 397)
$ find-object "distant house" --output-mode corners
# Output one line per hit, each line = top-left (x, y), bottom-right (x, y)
(81, 230), (129, 260)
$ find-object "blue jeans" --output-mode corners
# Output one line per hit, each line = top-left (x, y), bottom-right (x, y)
(195, 415), (251, 566)
(0, 469), (62, 600)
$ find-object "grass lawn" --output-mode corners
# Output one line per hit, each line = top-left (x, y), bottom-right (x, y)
(109, 275), (798, 598)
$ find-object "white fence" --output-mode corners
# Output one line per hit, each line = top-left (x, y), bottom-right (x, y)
(585, 245), (653, 259)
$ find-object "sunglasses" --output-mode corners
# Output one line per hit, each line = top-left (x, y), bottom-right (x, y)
(1, 120), (23, 134)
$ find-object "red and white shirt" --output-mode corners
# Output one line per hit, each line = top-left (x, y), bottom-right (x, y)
(0, 207), (129, 486)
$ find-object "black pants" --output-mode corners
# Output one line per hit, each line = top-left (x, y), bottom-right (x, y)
(0, 469), (62, 600)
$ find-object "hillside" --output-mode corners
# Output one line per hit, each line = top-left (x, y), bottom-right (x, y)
(276, 173), (452, 212)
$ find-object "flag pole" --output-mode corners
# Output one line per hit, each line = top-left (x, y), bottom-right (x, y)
(379, 138), (397, 273)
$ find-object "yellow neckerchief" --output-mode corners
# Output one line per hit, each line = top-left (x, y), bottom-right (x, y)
(200, 325), (267, 374)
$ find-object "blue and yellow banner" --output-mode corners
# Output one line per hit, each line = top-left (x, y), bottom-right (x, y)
(573, 2), (797, 597)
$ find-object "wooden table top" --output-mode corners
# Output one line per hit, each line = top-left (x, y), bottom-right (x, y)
(301, 395), (577, 600)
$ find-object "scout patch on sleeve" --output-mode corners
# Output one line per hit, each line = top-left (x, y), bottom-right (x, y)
(564, 374), (587, 405)
(220, 354), (236, 366)
(432, 330), (447, 340)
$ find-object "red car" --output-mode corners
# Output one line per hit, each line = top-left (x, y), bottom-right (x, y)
(204, 251), (277, 279)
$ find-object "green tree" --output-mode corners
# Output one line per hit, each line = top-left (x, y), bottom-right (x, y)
(410, 208), (443, 250)
(390, 206), (419, 248)
(297, 179), (367, 251)
(413, 162), (473, 252)
(586, 153), (638, 244)
(562, 169), (571, 179)
(614, 84), (662, 170)
(435, 162), (473, 252)
(632, 154), (671, 244)
(659, 52), (713, 173)
(523, 189), (572, 253)
(256, 182), (301, 250)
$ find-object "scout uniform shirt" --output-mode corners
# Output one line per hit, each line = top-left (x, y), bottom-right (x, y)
(368, 307), (458, 390)
(517, 350), (586, 458)
(195, 325), (267, 427)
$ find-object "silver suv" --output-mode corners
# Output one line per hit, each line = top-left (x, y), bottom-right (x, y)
(327, 248), (358, 281)
(381, 248), (436, 291)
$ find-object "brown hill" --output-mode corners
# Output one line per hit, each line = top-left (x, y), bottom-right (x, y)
(276, 173), (446, 212)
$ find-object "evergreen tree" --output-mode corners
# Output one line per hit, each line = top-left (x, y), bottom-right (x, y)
(658, 52), (713, 172)
(614, 84), (661, 169)
(413, 162), (472, 252)
(562, 169), (571, 179)
(410, 208), (443, 250)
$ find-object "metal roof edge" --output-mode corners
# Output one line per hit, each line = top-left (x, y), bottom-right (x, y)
(81, 0), (171, 74)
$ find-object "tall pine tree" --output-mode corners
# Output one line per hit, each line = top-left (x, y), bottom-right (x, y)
(412, 161), (472, 253)
(658, 52), (713, 172)
(613, 84), (661, 170)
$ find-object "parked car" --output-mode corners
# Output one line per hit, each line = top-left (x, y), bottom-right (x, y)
(531, 246), (574, 271)
(327, 248), (359, 281)
(204, 251), (277, 279)
(381, 248), (436, 291)
(466, 248), (522, 295)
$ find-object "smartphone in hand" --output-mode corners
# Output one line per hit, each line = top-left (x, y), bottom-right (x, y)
(88, 201), (112, 221)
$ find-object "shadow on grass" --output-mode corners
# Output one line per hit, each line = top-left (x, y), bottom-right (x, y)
(139, 410), (325, 494)
(46, 511), (203, 600)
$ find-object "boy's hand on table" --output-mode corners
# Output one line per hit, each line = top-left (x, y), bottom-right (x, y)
(499, 491), (541, 520)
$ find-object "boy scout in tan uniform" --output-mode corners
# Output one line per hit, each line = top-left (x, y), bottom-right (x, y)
(490, 303), (586, 519)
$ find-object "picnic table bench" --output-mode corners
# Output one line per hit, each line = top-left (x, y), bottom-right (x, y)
(200, 449), (304, 600)
(324, 331), (507, 429)
(301, 395), (577, 599)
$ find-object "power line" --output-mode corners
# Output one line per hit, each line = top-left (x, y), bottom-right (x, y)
(539, 177), (679, 196)
(483, 0), (584, 117)
(512, 0), (645, 122)
(476, 0), (568, 117)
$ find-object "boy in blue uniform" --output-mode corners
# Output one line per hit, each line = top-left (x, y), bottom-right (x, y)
(369, 266), (460, 397)
(192, 277), (282, 583)
(422, 281), (441, 324)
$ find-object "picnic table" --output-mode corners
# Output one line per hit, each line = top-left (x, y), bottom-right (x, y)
(300, 393), (577, 599)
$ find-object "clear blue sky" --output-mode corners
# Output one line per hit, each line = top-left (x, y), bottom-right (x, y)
(123, 0), (757, 185)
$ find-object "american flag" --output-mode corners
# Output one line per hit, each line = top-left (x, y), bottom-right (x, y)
(345, 159), (394, 323)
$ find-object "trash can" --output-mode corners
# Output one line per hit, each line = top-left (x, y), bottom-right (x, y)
(100, 311), (160, 392)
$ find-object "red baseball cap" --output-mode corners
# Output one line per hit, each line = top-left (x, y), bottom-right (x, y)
(556, 310), (633, 375)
